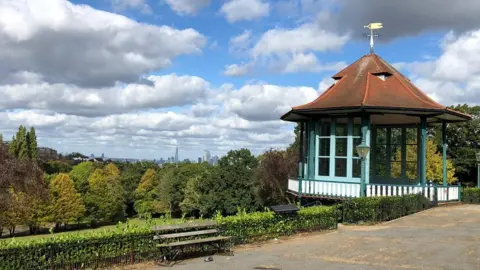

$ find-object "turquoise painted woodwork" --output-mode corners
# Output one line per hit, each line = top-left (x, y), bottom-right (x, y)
(420, 117), (427, 185)
(329, 119), (336, 179)
(442, 121), (447, 187)
(401, 128), (407, 178)
(371, 127), (377, 177)
(308, 120), (316, 179)
(360, 114), (370, 197)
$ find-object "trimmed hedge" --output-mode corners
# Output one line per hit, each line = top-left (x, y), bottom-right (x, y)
(0, 206), (337, 269)
(462, 188), (480, 204)
(341, 194), (430, 224)
(216, 206), (338, 244)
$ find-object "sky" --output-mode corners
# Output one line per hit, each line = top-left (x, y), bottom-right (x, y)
(0, 0), (480, 160)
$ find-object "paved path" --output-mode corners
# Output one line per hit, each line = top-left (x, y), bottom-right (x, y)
(130, 204), (480, 270)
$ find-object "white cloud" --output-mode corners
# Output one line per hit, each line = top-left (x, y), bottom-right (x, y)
(223, 63), (253, 77)
(164, 0), (210, 15)
(252, 23), (349, 57)
(397, 30), (480, 105)
(111, 0), (151, 14)
(220, 0), (270, 23)
(279, 52), (346, 73)
(229, 30), (252, 55)
(0, 0), (206, 87)
(222, 84), (318, 121)
(0, 74), (209, 116)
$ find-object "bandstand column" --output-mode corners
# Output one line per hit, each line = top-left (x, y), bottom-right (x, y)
(442, 121), (447, 187)
(420, 117), (427, 186)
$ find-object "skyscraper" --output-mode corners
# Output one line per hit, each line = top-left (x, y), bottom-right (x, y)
(203, 150), (211, 164)
(175, 146), (179, 163)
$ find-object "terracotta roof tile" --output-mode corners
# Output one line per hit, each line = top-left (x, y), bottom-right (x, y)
(294, 54), (446, 111)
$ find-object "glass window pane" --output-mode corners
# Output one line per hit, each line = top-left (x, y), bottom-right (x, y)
(319, 138), (330, 156)
(391, 145), (401, 161)
(352, 138), (362, 157)
(318, 158), (329, 176)
(335, 158), (347, 177)
(376, 162), (387, 177)
(352, 159), (361, 178)
(317, 121), (331, 137)
(335, 138), (347, 157)
(391, 162), (402, 178)
(335, 123), (348, 136)
(406, 162), (417, 180)
(376, 128), (387, 144)
(391, 128), (402, 144)
(406, 128), (417, 144)
(406, 145), (418, 162)
(353, 124), (361, 137)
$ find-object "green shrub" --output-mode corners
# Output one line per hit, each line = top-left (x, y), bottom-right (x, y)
(342, 194), (430, 224)
(215, 206), (338, 244)
(462, 188), (480, 204)
(0, 206), (338, 269)
(0, 219), (179, 270)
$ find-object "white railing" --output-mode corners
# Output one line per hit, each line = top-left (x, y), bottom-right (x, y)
(288, 179), (361, 198)
(288, 179), (299, 193)
(287, 179), (461, 202)
(366, 184), (460, 202)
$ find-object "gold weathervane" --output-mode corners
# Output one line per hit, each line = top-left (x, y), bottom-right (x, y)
(364, 22), (383, 54)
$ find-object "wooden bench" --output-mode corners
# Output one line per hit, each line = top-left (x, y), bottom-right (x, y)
(153, 220), (232, 266)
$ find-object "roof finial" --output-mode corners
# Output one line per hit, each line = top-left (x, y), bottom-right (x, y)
(364, 22), (383, 54)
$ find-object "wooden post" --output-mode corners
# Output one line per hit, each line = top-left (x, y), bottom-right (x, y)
(298, 122), (304, 180)
(442, 121), (447, 187)
(130, 240), (135, 264)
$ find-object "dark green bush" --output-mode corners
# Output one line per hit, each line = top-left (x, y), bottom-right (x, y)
(0, 206), (338, 269)
(341, 194), (430, 224)
(215, 206), (338, 244)
(462, 188), (480, 204)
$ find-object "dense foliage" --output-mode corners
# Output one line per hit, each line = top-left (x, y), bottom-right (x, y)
(435, 105), (480, 185)
(462, 188), (480, 204)
(46, 174), (85, 227)
(0, 205), (337, 269)
(215, 206), (337, 244)
(342, 194), (430, 224)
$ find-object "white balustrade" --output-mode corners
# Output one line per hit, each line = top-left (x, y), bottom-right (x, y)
(288, 179), (460, 202)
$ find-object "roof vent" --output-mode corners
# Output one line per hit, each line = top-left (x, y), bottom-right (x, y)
(373, 72), (392, 81)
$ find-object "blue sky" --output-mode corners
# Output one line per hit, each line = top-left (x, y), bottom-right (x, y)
(0, 0), (479, 160)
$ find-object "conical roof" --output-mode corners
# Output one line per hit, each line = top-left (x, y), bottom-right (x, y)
(281, 54), (471, 124)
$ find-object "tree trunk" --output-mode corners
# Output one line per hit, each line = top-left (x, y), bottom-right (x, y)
(8, 226), (15, 236)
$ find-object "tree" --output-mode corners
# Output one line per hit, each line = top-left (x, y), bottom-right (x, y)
(69, 162), (96, 195)
(85, 166), (125, 223)
(186, 149), (260, 217)
(43, 160), (73, 175)
(391, 139), (456, 183)
(47, 174), (85, 227)
(434, 104), (480, 185)
(254, 149), (297, 206)
(158, 163), (208, 216)
(180, 175), (202, 216)
(27, 127), (38, 160)
(134, 169), (163, 217)
(0, 144), (46, 235)
(9, 125), (28, 159)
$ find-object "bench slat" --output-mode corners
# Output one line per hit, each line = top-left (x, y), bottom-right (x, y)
(156, 236), (231, 248)
(152, 220), (217, 232)
(154, 229), (218, 240)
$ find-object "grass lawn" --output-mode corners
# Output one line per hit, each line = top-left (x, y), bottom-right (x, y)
(0, 217), (179, 243)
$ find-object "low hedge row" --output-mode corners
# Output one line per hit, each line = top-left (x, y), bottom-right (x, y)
(0, 195), (431, 269)
(462, 188), (480, 204)
(216, 206), (338, 244)
(0, 206), (337, 269)
(341, 194), (430, 224)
